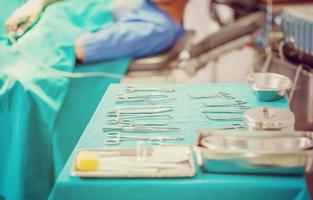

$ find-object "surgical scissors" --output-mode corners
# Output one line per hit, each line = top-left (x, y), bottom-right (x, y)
(104, 132), (184, 145)
(202, 100), (250, 109)
(205, 114), (244, 121)
(125, 86), (175, 93)
(103, 126), (181, 133)
(189, 92), (235, 99)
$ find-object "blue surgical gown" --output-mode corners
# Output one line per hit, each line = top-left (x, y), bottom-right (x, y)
(79, 0), (184, 63)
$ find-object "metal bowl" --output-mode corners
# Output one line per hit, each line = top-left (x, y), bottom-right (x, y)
(247, 72), (292, 101)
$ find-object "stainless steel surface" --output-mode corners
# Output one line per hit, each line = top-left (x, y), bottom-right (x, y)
(255, 57), (313, 131)
(102, 126), (181, 133)
(197, 130), (313, 175)
(206, 115), (244, 122)
(247, 72), (292, 101)
(244, 107), (295, 131)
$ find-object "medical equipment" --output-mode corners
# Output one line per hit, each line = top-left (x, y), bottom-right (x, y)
(71, 147), (196, 178)
(196, 130), (313, 175)
(188, 92), (235, 99)
(202, 110), (245, 114)
(125, 86), (175, 93)
(108, 106), (173, 115)
(205, 115), (244, 122)
(107, 113), (173, 121)
(106, 118), (170, 127)
(115, 97), (176, 105)
(102, 126), (181, 133)
(244, 107), (295, 131)
(202, 100), (249, 109)
(247, 72), (292, 101)
(116, 93), (169, 100)
(103, 132), (184, 145)
(213, 123), (246, 130)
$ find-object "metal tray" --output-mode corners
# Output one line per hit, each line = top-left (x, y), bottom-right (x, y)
(71, 147), (196, 178)
(195, 130), (313, 175)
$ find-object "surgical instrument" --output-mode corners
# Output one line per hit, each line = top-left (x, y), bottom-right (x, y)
(125, 86), (175, 93)
(202, 110), (245, 114)
(213, 123), (246, 130)
(206, 114), (244, 122)
(116, 97), (176, 105)
(107, 114), (173, 121)
(103, 126), (181, 133)
(189, 92), (235, 99)
(103, 132), (184, 145)
(106, 119), (171, 127)
(116, 93), (168, 100)
(108, 106), (173, 115)
(202, 100), (250, 109)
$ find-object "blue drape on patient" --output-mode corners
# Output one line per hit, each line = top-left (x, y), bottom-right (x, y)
(0, 0), (130, 199)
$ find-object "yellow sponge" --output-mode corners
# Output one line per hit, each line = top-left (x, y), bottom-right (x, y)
(76, 151), (100, 171)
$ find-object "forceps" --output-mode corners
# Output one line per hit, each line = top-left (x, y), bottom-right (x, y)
(106, 119), (171, 127)
(125, 86), (175, 93)
(103, 126), (181, 133)
(202, 100), (250, 109)
(104, 132), (184, 145)
(205, 114), (244, 121)
(189, 92), (235, 99)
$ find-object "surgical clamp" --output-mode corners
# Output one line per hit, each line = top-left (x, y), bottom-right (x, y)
(103, 126), (181, 133)
(202, 100), (250, 109)
(189, 92), (235, 99)
(104, 132), (183, 145)
(125, 86), (175, 93)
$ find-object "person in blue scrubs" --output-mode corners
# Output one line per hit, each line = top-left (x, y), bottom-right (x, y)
(6, 0), (186, 63)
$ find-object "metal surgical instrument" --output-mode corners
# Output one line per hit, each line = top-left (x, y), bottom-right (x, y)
(103, 126), (181, 133)
(202, 100), (250, 109)
(106, 119), (171, 127)
(214, 123), (246, 130)
(116, 93), (168, 100)
(189, 92), (235, 99)
(202, 110), (245, 114)
(116, 97), (176, 105)
(104, 132), (184, 145)
(108, 107), (173, 115)
(125, 86), (175, 93)
(206, 114), (244, 121)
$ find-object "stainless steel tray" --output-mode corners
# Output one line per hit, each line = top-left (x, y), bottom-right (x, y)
(195, 130), (313, 175)
(71, 147), (196, 178)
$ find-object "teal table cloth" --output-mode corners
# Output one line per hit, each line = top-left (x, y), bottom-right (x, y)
(49, 83), (311, 200)
(0, 1), (130, 199)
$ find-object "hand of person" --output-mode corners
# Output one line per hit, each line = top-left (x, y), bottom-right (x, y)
(6, 0), (44, 37)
